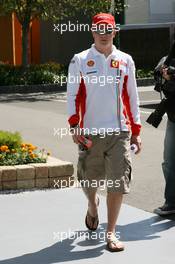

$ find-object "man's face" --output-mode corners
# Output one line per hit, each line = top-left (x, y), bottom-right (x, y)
(92, 23), (116, 48)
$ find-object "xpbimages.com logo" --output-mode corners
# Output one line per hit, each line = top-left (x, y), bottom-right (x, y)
(53, 73), (121, 87)
(53, 127), (120, 139)
(53, 21), (120, 35)
(53, 229), (120, 243)
(53, 177), (121, 191)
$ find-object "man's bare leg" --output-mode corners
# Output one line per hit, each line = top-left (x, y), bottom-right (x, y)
(83, 188), (99, 230)
(106, 192), (124, 250)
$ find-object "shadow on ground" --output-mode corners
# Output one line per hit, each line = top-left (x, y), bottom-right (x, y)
(140, 103), (158, 109)
(0, 215), (174, 264)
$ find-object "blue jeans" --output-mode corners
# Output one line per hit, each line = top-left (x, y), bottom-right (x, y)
(162, 119), (175, 206)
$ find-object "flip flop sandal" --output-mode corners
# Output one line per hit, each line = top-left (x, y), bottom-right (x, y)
(85, 211), (99, 231)
(85, 196), (99, 231)
(106, 239), (125, 252)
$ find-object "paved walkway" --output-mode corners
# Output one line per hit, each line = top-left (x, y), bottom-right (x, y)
(0, 86), (155, 103)
(0, 187), (175, 264)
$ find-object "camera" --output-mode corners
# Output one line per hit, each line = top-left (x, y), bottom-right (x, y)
(154, 58), (175, 93)
(146, 99), (167, 128)
(146, 57), (175, 128)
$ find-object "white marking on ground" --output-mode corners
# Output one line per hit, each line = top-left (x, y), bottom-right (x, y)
(137, 86), (154, 92)
(140, 110), (152, 114)
(140, 100), (160, 104)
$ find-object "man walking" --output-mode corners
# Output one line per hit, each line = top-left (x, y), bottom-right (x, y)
(67, 13), (141, 252)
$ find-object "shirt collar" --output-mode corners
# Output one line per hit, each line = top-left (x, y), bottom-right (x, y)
(91, 44), (117, 57)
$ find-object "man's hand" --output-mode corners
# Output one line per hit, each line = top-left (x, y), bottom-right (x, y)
(131, 135), (141, 154)
(70, 126), (81, 144)
(162, 68), (171, 80)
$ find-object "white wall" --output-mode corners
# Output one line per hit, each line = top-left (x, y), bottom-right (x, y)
(125, 0), (175, 24)
(149, 0), (175, 23)
(125, 0), (149, 24)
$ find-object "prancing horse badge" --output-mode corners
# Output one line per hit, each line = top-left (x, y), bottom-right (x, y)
(111, 59), (120, 68)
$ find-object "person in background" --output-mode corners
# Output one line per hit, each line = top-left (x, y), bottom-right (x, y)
(154, 43), (175, 215)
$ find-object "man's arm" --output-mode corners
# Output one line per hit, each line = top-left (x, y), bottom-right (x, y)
(124, 57), (142, 154)
(67, 55), (81, 126)
(67, 55), (82, 144)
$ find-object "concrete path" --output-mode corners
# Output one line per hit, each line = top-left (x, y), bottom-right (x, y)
(0, 187), (175, 264)
(0, 87), (167, 212)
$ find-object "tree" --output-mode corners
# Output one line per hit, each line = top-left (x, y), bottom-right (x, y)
(0, 0), (125, 66)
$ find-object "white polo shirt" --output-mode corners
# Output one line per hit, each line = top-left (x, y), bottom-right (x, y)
(67, 44), (141, 135)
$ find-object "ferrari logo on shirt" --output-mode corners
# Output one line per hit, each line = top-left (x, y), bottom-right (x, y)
(87, 60), (95, 67)
(111, 59), (120, 68)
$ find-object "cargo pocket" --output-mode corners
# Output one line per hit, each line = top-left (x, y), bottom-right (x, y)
(77, 146), (89, 182)
(122, 155), (132, 193)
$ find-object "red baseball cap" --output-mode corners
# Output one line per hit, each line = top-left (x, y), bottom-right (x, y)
(92, 13), (116, 27)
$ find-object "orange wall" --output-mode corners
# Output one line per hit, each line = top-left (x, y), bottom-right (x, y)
(0, 15), (13, 64)
(0, 13), (40, 65)
(31, 19), (40, 64)
(12, 13), (22, 65)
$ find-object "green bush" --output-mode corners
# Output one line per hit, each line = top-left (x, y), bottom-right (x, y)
(0, 62), (67, 86)
(0, 61), (154, 85)
(136, 69), (154, 79)
(0, 131), (22, 150)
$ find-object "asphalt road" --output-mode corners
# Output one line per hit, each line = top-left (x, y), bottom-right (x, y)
(0, 86), (168, 213)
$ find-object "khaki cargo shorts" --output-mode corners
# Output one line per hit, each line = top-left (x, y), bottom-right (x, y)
(77, 131), (132, 194)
